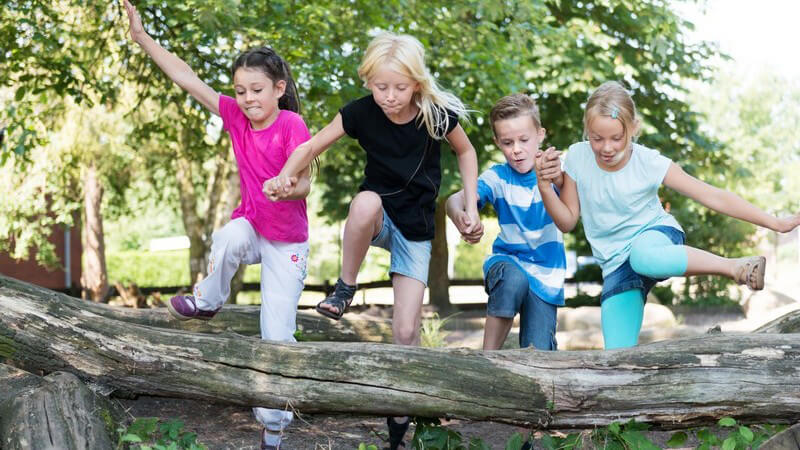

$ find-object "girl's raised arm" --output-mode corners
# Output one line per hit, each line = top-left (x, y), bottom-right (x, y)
(663, 162), (800, 233)
(123, 0), (220, 115)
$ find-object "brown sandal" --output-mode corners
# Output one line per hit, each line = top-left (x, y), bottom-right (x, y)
(734, 256), (766, 291)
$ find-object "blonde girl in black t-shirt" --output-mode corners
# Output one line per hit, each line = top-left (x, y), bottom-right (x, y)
(265, 31), (481, 449)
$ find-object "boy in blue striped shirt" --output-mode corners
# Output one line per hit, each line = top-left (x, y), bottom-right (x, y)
(446, 94), (566, 350)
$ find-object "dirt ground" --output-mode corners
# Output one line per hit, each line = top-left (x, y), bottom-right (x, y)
(118, 395), (719, 449)
(118, 396), (528, 449)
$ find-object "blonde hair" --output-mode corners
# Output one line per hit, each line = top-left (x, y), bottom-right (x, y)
(358, 31), (468, 140)
(583, 81), (640, 145)
(490, 93), (541, 136)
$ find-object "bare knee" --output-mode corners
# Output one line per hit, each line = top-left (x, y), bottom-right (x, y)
(393, 322), (419, 346)
(347, 191), (382, 228)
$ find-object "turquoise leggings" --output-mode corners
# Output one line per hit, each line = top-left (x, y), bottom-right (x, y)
(601, 230), (687, 349)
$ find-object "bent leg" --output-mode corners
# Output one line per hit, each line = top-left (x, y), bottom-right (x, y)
(194, 218), (260, 311)
(340, 191), (383, 285)
(252, 240), (308, 433)
(318, 191), (384, 316)
(628, 230), (687, 279)
(519, 292), (557, 350)
(630, 228), (766, 290)
(483, 262), (527, 350)
(601, 289), (644, 349)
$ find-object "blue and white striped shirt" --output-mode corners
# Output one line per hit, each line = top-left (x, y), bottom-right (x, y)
(477, 164), (566, 305)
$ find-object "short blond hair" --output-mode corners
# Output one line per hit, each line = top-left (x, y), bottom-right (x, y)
(358, 31), (468, 140)
(583, 81), (640, 144)
(489, 93), (541, 136)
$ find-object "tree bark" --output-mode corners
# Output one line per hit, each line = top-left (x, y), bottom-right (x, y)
(0, 363), (122, 449)
(82, 163), (108, 302)
(760, 422), (800, 450)
(175, 155), (207, 286)
(2, 274), (799, 428)
(756, 309), (800, 333)
(54, 295), (394, 343)
(428, 196), (453, 312)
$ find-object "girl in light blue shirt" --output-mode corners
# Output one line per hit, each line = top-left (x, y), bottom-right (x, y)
(536, 81), (800, 349)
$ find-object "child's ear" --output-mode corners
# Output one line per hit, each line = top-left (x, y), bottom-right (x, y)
(538, 127), (546, 141)
(274, 79), (287, 98)
(631, 119), (641, 137)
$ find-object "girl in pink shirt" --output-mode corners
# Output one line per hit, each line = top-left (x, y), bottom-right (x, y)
(125, 1), (309, 447)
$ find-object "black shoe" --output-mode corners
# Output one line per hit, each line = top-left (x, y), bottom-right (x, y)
(315, 278), (357, 320)
(385, 417), (410, 450)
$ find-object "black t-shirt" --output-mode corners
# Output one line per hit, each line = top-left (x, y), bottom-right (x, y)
(340, 95), (459, 241)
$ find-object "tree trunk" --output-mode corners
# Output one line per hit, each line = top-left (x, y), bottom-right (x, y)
(175, 155), (207, 286)
(0, 363), (123, 449)
(214, 154), (244, 304)
(82, 163), (108, 302)
(428, 196), (452, 312)
(756, 309), (800, 333)
(50, 294), (394, 343)
(2, 274), (799, 428)
(760, 422), (800, 450)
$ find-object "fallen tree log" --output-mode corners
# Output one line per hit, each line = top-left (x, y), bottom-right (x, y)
(0, 363), (123, 449)
(756, 309), (800, 334)
(2, 274), (799, 428)
(7, 274), (393, 343)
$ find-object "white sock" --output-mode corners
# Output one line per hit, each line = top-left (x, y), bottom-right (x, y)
(263, 430), (281, 447)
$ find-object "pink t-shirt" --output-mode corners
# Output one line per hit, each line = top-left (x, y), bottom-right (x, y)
(219, 95), (311, 242)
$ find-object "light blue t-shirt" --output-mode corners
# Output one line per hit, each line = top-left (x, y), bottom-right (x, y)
(477, 164), (566, 306)
(564, 141), (683, 277)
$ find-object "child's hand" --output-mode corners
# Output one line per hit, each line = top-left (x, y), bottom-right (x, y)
(535, 147), (562, 182)
(461, 207), (483, 244)
(123, 0), (147, 43)
(774, 213), (800, 233)
(452, 210), (484, 244)
(263, 175), (298, 201)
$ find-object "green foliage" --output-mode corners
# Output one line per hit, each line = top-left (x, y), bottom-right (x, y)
(107, 250), (189, 287)
(650, 285), (675, 305)
(538, 432), (584, 450)
(685, 417), (786, 450)
(410, 418), (491, 450)
(117, 417), (206, 450)
(420, 312), (459, 348)
(564, 293), (600, 308)
(572, 264), (602, 283)
(590, 420), (660, 450)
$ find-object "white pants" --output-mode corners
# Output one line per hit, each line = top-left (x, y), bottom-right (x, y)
(194, 217), (308, 431)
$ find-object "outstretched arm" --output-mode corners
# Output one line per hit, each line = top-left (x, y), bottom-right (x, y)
(663, 162), (800, 233)
(264, 113), (346, 199)
(123, 0), (219, 115)
(447, 124), (481, 235)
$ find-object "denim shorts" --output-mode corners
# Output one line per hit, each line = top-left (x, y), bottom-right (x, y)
(601, 225), (686, 302)
(484, 261), (557, 350)
(371, 209), (432, 285)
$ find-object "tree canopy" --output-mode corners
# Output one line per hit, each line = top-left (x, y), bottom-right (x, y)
(8, 0), (789, 304)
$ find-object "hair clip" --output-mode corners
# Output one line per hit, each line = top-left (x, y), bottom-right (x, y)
(610, 106), (619, 119)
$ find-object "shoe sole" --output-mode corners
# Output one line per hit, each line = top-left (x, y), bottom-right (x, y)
(167, 300), (194, 321)
(752, 256), (766, 290)
(167, 300), (216, 321)
(315, 304), (344, 321)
